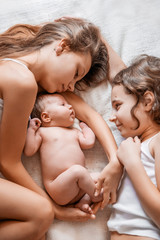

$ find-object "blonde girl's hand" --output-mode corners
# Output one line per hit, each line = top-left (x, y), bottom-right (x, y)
(117, 136), (141, 168)
(53, 202), (96, 222)
(94, 158), (123, 209)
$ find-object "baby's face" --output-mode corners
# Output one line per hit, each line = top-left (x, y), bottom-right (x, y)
(45, 94), (75, 127)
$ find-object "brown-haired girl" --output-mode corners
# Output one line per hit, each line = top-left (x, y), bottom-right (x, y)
(109, 55), (160, 240)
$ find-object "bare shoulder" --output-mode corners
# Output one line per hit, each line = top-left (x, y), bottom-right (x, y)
(0, 62), (37, 97)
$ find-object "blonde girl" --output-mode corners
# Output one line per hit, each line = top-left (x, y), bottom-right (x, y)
(0, 17), (125, 239)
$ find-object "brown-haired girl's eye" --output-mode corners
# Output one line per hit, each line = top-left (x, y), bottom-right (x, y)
(115, 103), (121, 110)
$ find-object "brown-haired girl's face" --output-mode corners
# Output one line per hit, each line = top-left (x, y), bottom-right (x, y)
(110, 85), (146, 138)
(38, 42), (92, 93)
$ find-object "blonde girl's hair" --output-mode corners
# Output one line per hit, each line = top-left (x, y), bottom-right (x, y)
(112, 54), (160, 126)
(0, 17), (109, 87)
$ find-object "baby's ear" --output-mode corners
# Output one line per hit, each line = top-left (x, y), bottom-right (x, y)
(41, 112), (51, 123)
(143, 91), (155, 111)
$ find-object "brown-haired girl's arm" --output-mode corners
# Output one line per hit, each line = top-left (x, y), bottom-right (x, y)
(117, 136), (160, 228)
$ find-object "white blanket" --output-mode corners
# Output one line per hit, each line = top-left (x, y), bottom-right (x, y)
(1, 0), (160, 239)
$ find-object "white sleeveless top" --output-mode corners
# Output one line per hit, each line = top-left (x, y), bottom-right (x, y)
(1, 58), (28, 69)
(107, 134), (160, 239)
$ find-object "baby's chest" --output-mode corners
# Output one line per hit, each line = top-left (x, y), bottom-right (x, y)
(41, 127), (78, 143)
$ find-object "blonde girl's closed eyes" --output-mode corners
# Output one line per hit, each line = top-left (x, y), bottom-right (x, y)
(37, 40), (92, 93)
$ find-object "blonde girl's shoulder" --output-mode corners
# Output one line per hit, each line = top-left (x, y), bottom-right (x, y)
(0, 62), (38, 95)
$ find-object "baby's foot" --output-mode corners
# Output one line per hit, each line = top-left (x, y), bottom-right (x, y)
(75, 202), (93, 214)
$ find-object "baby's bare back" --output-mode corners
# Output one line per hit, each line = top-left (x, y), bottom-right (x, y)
(39, 127), (85, 181)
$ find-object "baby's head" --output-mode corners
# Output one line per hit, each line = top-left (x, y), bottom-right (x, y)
(31, 93), (75, 127)
(112, 54), (160, 126)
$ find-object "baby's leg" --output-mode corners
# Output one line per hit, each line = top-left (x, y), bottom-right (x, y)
(45, 165), (101, 205)
(75, 172), (102, 213)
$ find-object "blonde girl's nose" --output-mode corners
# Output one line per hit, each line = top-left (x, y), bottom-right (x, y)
(67, 82), (75, 92)
(68, 104), (72, 109)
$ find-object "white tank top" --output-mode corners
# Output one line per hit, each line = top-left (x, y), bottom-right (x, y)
(107, 134), (160, 239)
(0, 58), (28, 69)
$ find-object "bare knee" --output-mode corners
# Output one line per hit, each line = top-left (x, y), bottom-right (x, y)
(69, 165), (89, 179)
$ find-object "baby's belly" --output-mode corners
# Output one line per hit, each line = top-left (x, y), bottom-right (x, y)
(40, 147), (85, 180)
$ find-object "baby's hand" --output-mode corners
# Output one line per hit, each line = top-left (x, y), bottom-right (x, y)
(29, 118), (41, 131)
(79, 122), (88, 129)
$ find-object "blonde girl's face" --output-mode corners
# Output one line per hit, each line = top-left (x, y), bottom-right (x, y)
(39, 43), (92, 93)
(110, 85), (145, 138)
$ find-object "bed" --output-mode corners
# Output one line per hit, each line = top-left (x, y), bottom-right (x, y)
(0, 0), (160, 239)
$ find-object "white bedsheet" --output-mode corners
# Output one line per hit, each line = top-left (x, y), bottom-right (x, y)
(0, 0), (160, 239)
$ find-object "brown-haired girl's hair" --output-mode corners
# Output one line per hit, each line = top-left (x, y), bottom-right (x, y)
(0, 17), (109, 88)
(112, 54), (160, 126)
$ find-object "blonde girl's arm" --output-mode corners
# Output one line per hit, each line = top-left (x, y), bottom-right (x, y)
(62, 91), (123, 207)
(24, 118), (42, 156)
(61, 41), (125, 208)
(0, 72), (97, 222)
(102, 38), (126, 81)
(0, 72), (49, 199)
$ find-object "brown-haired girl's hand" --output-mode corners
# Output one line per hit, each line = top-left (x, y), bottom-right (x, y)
(95, 157), (123, 209)
(53, 202), (97, 222)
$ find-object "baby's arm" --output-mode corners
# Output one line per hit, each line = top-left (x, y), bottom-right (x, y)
(77, 122), (95, 149)
(24, 118), (42, 156)
(117, 136), (160, 228)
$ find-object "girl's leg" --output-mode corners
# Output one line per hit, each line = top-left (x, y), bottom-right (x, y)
(45, 165), (102, 205)
(111, 232), (155, 240)
(0, 178), (54, 240)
